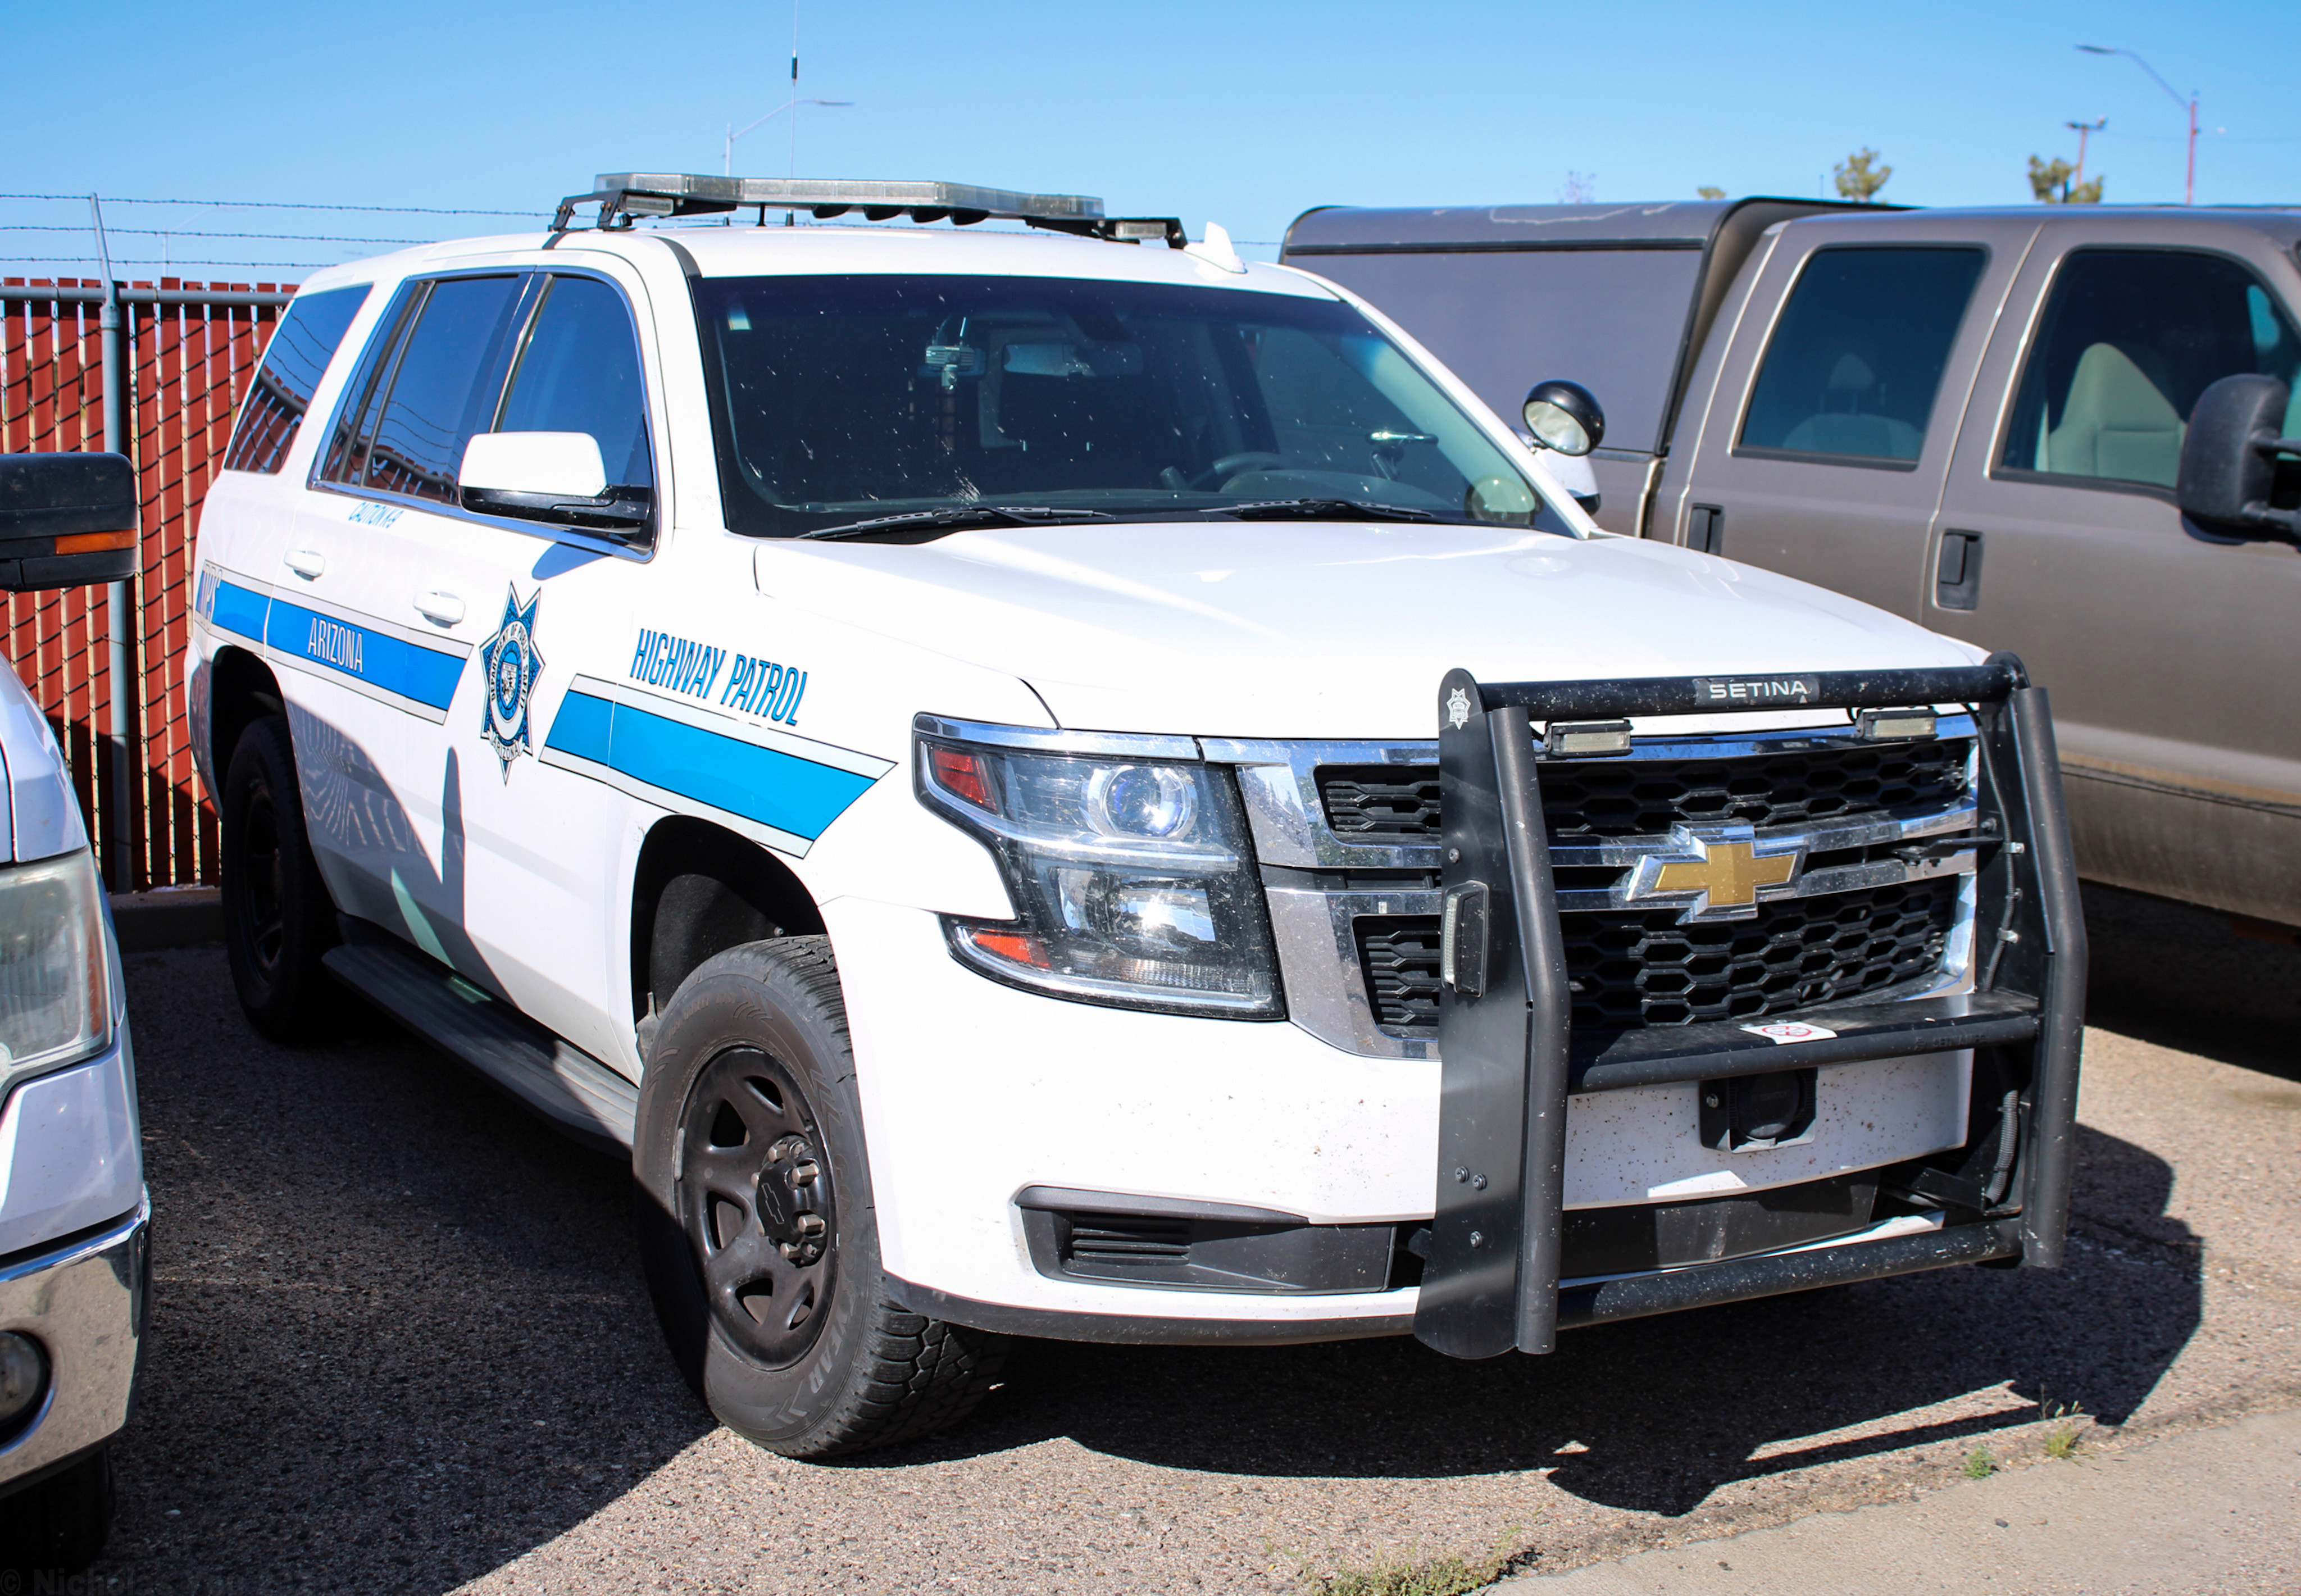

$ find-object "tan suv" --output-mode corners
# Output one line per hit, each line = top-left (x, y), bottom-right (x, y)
(1286, 201), (2301, 928)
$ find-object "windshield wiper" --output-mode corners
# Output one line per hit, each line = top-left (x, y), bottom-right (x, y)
(797, 504), (1117, 542)
(1208, 498), (1443, 524)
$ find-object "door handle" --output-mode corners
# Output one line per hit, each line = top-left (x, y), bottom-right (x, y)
(1935, 531), (1983, 611)
(283, 548), (326, 580)
(412, 590), (465, 627)
(1686, 504), (1724, 556)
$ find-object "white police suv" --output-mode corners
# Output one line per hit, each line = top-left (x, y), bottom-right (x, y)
(188, 174), (2084, 1457)
(0, 452), (148, 1570)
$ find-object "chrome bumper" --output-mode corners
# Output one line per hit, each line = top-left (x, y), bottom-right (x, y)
(0, 1199), (149, 1493)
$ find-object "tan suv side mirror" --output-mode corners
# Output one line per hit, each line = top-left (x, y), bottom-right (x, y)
(2177, 375), (2301, 538)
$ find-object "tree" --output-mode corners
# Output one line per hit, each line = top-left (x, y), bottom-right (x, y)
(1697, 185), (1726, 200)
(1833, 148), (1891, 202)
(1559, 171), (1597, 203)
(2026, 154), (2104, 204)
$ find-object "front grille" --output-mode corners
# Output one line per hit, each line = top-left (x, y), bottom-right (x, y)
(1320, 739), (1971, 842)
(1322, 768), (1443, 835)
(1355, 879), (1957, 1038)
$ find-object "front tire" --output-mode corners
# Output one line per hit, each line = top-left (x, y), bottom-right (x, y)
(633, 936), (1009, 1458)
(220, 713), (339, 1040)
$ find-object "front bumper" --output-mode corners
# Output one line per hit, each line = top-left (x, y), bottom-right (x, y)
(845, 656), (2080, 1349)
(0, 1199), (149, 1495)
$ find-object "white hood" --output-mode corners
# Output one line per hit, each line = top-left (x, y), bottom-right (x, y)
(754, 522), (1985, 741)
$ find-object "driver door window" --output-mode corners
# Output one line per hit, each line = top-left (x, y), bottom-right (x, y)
(344, 275), (526, 502)
(492, 274), (656, 518)
(1997, 248), (2301, 492)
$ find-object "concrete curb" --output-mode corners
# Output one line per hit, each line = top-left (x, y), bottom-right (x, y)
(1498, 1406), (2301, 1594)
(110, 886), (223, 953)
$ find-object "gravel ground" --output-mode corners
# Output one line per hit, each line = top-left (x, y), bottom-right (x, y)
(82, 882), (2301, 1594)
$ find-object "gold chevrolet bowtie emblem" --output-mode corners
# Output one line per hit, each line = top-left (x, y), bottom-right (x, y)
(1623, 826), (1807, 922)
(1652, 839), (1799, 908)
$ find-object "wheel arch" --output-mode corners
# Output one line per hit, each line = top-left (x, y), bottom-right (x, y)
(629, 816), (826, 1033)
(208, 645), (287, 779)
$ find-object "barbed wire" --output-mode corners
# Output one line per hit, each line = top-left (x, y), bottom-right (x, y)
(2, 226), (435, 245)
(3, 256), (325, 270)
(0, 192), (543, 216)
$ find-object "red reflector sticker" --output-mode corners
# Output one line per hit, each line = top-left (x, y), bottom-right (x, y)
(930, 747), (994, 810)
(970, 928), (1050, 968)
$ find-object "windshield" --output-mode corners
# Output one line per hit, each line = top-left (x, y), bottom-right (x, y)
(689, 272), (1574, 538)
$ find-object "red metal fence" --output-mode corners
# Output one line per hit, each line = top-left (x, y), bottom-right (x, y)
(1, 277), (294, 889)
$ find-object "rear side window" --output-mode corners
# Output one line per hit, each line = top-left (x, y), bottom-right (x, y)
(221, 284), (372, 475)
(1739, 247), (1986, 463)
(494, 275), (654, 493)
(1999, 249), (2301, 491)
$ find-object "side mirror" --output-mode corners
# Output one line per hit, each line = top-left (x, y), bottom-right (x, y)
(0, 453), (139, 592)
(1522, 380), (1605, 457)
(459, 431), (650, 537)
(2177, 375), (2301, 537)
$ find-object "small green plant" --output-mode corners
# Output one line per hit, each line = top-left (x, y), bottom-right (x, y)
(2040, 1399), (2089, 1460)
(1296, 1526), (1524, 1596)
(1833, 148), (1893, 202)
(1962, 1445), (1998, 1480)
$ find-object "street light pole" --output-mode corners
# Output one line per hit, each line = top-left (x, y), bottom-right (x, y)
(2064, 117), (2106, 189)
(724, 96), (854, 177)
(2077, 44), (2197, 204)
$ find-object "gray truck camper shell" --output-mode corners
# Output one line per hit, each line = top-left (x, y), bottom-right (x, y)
(1282, 198), (1885, 531)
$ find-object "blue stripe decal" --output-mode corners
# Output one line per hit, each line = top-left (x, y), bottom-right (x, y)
(262, 597), (466, 711)
(547, 686), (614, 764)
(544, 690), (874, 842)
(211, 581), (270, 642)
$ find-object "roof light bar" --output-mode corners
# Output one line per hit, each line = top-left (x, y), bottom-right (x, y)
(554, 173), (1185, 247)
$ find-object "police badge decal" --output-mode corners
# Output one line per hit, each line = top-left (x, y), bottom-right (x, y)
(1446, 686), (1472, 730)
(478, 586), (546, 778)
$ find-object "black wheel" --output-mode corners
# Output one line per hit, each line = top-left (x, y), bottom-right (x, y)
(0, 1443), (115, 1576)
(220, 713), (339, 1039)
(633, 936), (1010, 1458)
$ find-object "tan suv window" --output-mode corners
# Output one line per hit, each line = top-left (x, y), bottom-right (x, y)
(1999, 248), (2301, 491)
(1739, 247), (1985, 464)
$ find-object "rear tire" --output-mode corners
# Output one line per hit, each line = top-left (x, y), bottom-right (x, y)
(0, 1443), (116, 1576)
(220, 713), (339, 1040)
(633, 936), (1009, 1457)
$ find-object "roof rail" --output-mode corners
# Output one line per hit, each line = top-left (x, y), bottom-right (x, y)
(554, 174), (1184, 247)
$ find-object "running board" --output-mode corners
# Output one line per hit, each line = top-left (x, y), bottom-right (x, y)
(322, 935), (638, 1156)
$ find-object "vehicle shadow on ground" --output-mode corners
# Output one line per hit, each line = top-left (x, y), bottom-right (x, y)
(2078, 882), (2301, 1084)
(94, 951), (716, 1595)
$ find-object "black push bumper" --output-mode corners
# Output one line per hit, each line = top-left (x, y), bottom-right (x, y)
(1416, 654), (2086, 1358)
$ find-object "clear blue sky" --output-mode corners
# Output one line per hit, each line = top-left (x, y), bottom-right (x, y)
(4, 0), (2295, 280)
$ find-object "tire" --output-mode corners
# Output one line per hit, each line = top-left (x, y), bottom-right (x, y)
(220, 713), (340, 1040)
(0, 1443), (116, 1576)
(633, 936), (1010, 1458)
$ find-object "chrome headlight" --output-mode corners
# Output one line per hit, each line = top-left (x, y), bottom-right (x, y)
(0, 848), (114, 1086)
(917, 730), (1281, 1018)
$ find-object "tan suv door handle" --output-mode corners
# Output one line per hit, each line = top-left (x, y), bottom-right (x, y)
(283, 548), (326, 580)
(412, 590), (465, 626)
(1935, 531), (1983, 611)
